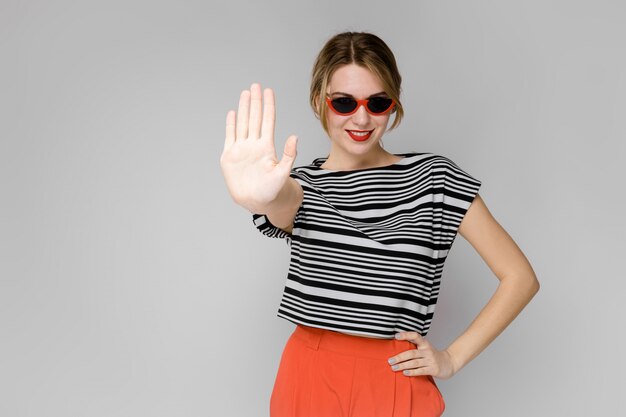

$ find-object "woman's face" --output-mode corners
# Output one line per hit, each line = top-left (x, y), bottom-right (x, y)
(325, 64), (392, 161)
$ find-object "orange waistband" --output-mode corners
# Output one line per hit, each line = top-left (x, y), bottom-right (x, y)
(291, 324), (417, 360)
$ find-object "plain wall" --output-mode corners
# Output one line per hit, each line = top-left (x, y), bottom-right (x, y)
(1, 0), (624, 416)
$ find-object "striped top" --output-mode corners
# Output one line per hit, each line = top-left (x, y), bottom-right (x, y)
(252, 152), (481, 339)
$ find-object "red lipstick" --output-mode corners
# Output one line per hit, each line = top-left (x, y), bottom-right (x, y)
(347, 130), (373, 142)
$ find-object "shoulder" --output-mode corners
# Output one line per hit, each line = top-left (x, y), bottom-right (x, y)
(287, 158), (328, 189)
(423, 153), (460, 167)
(424, 153), (479, 177)
(397, 152), (451, 163)
(396, 152), (458, 172)
(290, 157), (325, 175)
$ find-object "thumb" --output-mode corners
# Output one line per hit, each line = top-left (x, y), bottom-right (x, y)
(277, 135), (298, 172)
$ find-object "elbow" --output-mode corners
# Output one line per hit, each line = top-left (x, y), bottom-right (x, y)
(523, 272), (540, 301)
(502, 271), (540, 301)
(530, 275), (540, 297)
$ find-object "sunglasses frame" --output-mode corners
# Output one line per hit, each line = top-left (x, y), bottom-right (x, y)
(325, 97), (396, 116)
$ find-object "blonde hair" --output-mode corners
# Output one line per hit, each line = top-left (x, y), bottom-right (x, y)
(310, 32), (404, 134)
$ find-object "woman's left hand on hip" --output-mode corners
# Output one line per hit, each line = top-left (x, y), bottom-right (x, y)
(387, 331), (457, 380)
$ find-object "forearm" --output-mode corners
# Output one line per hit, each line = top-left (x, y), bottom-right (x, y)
(445, 273), (540, 374)
(262, 177), (303, 230)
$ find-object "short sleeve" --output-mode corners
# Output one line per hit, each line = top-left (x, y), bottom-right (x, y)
(252, 213), (291, 240)
(250, 170), (305, 245)
(433, 155), (482, 250)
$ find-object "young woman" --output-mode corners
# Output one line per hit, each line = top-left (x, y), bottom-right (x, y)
(221, 32), (539, 417)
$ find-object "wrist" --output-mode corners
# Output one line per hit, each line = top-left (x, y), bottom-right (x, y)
(232, 177), (295, 214)
(261, 177), (296, 213)
(444, 347), (465, 375)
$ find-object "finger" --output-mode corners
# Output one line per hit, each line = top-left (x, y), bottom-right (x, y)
(224, 110), (236, 149)
(261, 88), (276, 141)
(390, 358), (425, 372)
(236, 89), (251, 139)
(388, 348), (422, 366)
(248, 83), (262, 139)
(276, 135), (298, 173)
(401, 367), (430, 377)
(395, 331), (424, 345)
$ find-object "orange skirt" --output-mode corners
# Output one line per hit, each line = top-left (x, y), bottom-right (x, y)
(270, 324), (445, 417)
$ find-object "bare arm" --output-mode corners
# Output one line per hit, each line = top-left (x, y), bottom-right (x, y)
(264, 177), (303, 234)
(221, 83), (303, 232)
(444, 193), (540, 373)
(389, 193), (540, 379)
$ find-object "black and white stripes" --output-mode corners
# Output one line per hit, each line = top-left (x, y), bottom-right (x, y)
(253, 152), (481, 339)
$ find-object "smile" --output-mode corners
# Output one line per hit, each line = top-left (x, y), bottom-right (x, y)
(347, 130), (374, 142)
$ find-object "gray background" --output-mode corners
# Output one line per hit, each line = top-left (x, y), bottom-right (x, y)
(1, 0), (624, 416)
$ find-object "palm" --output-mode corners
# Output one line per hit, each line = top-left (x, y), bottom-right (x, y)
(220, 84), (298, 213)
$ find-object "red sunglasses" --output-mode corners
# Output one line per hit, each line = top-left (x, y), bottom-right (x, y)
(326, 96), (396, 116)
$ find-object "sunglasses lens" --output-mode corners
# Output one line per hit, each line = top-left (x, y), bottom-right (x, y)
(367, 97), (394, 114)
(330, 97), (358, 114)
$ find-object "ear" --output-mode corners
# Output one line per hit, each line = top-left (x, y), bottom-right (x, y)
(312, 92), (322, 118)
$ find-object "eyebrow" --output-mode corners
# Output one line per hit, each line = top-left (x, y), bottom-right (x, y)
(329, 91), (389, 98)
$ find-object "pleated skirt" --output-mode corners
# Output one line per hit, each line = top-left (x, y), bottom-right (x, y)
(270, 324), (445, 417)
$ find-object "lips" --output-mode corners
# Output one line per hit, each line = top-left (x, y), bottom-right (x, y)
(347, 129), (373, 142)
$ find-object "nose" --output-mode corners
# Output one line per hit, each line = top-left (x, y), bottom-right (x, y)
(351, 103), (371, 126)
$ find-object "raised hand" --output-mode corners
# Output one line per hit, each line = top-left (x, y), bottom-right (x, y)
(220, 83), (298, 214)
